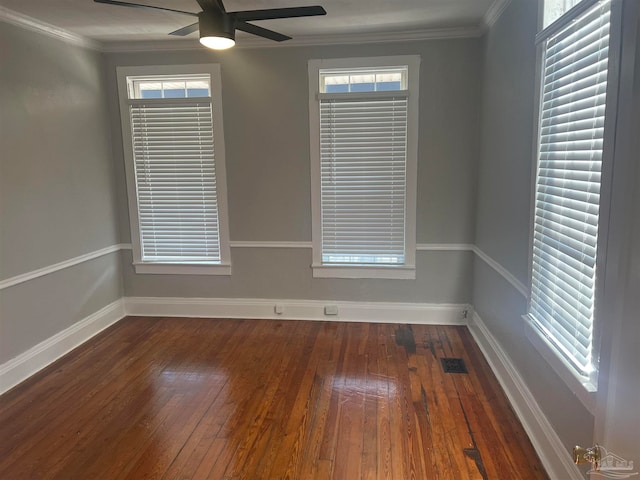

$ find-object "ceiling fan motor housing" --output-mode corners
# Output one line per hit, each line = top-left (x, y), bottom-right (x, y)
(199, 10), (235, 42)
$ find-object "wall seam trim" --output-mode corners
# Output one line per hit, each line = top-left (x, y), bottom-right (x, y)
(230, 241), (312, 248)
(472, 246), (528, 297)
(0, 244), (127, 291)
(417, 243), (474, 251)
(228, 242), (475, 250)
(1, 243), (522, 293)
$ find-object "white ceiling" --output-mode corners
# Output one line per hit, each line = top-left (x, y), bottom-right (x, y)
(0, 0), (502, 47)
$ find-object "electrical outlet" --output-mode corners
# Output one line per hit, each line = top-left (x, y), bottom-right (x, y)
(324, 305), (339, 315)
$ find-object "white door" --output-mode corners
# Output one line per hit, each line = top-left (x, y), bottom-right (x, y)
(593, 0), (640, 476)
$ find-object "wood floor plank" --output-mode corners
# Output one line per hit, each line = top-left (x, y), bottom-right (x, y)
(0, 318), (549, 480)
(375, 325), (394, 480)
(361, 323), (379, 480)
(0, 319), (201, 477)
(0, 317), (158, 458)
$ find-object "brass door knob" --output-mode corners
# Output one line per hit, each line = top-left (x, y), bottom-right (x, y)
(573, 444), (601, 469)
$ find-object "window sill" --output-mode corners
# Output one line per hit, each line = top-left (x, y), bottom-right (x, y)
(133, 262), (231, 276)
(311, 264), (416, 279)
(523, 315), (597, 413)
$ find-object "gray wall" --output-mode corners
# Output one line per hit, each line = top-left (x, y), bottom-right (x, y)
(595, 0), (640, 462)
(472, 0), (594, 454)
(0, 22), (122, 364)
(5, 5), (638, 471)
(106, 39), (481, 302)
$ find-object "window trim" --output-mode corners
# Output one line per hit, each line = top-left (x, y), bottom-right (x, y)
(116, 64), (231, 275)
(524, 0), (623, 411)
(308, 55), (420, 280)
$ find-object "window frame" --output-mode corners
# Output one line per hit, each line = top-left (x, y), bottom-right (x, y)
(524, 0), (623, 412)
(116, 64), (232, 275)
(308, 55), (420, 280)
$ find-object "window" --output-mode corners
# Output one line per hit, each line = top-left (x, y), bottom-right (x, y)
(116, 65), (231, 275)
(527, 0), (615, 397)
(308, 56), (420, 279)
(542, 0), (587, 28)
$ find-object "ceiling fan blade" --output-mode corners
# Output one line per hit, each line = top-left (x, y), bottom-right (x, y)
(233, 6), (326, 22)
(196, 0), (225, 13)
(169, 22), (199, 36)
(235, 21), (291, 42)
(93, 0), (197, 16)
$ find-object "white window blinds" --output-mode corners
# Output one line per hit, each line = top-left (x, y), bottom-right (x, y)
(319, 93), (408, 265)
(129, 97), (222, 264)
(529, 0), (611, 380)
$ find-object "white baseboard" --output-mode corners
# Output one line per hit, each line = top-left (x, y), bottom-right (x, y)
(468, 312), (583, 480)
(0, 293), (581, 480)
(0, 297), (465, 395)
(124, 297), (470, 325)
(0, 244), (126, 291)
(0, 299), (126, 395)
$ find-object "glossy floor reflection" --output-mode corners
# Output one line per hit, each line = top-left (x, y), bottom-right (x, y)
(0, 317), (549, 479)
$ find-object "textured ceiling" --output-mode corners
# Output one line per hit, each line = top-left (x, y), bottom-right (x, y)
(0, 0), (498, 44)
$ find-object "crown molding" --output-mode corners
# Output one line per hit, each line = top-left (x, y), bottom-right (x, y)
(1, 4), (483, 54)
(483, 0), (512, 30)
(0, 6), (102, 51)
(101, 38), (201, 53)
(101, 26), (484, 53)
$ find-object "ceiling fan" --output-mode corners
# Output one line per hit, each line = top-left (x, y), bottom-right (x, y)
(93, 0), (327, 49)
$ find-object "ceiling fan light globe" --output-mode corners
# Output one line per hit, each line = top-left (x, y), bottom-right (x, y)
(199, 36), (235, 49)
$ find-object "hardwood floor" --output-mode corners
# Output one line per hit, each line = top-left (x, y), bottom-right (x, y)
(0, 317), (549, 479)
